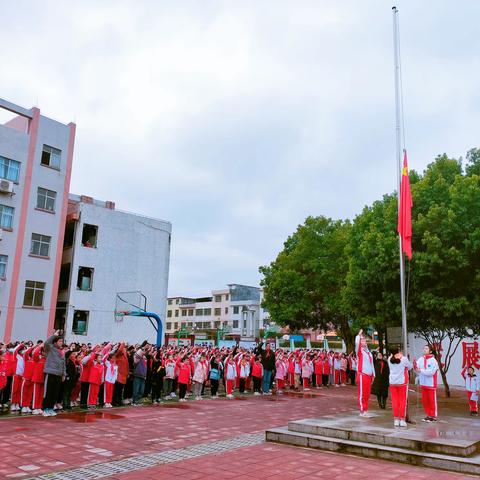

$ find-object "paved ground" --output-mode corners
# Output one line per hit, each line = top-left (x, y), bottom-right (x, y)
(0, 386), (474, 479)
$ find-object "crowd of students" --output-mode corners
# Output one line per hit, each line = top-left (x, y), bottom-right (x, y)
(0, 330), (477, 423)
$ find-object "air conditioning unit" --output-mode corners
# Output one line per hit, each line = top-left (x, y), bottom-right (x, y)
(0, 179), (13, 194)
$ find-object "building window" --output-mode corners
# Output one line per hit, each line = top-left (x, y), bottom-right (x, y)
(181, 310), (187, 317)
(195, 309), (203, 316)
(233, 306), (239, 314)
(168, 299), (173, 305)
(167, 310), (172, 318)
(59, 263), (71, 291)
(72, 310), (89, 335)
(225, 307), (228, 314)
(0, 204), (14, 229)
(77, 267), (93, 291)
(176, 299), (179, 304)
(203, 308), (211, 316)
(174, 322), (179, 330)
(195, 322), (202, 329)
(225, 294), (229, 301)
(0, 156), (20, 182)
(166, 322), (172, 330)
(188, 309), (194, 316)
(23, 280), (45, 307)
(233, 320), (239, 328)
(82, 224), (98, 247)
(0, 254), (7, 279)
(41, 145), (61, 170)
(215, 295), (222, 302)
(214, 308), (221, 316)
(203, 322), (211, 329)
(175, 310), (179, 317)
(214, 321), (221, 328)
(36, 187), (56, 212)
(30, 233), (51, 257)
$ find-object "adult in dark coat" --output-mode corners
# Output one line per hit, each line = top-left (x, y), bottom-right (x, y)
(371, 352), (389, 409)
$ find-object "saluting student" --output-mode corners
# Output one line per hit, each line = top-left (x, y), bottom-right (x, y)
(414, 345), (439, 422)
(355, 329), (375, 417)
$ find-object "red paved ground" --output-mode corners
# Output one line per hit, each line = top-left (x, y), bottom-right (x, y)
(0, 387), (471, 479)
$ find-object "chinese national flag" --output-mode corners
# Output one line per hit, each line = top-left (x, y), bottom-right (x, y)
(398, 150), (412, 260)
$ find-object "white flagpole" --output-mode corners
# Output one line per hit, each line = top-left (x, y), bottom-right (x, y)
(392, 6), (408, 354)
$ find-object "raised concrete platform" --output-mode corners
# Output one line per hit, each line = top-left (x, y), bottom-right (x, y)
(266, 412), (480, 475)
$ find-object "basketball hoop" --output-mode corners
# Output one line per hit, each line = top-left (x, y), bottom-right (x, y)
(114, 311), (127, 323)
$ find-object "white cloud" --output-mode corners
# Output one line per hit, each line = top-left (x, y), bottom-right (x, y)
(1, 0), (480, 296)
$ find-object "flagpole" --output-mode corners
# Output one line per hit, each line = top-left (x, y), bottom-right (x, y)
(392, 6), (408, 354)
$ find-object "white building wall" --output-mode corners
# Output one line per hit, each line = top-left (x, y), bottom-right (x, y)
(0, 101), (74, 342)
(64, 199), (171, 345)
(408, 333), (479, 388)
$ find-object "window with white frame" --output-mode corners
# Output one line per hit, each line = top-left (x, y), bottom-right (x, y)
(23, 280), (46, 307)
(30, 233), (51, 257)
(0, 254), (7, 279)
(41, 145), (61, 170)
(0, 156), (20, 182)
(0, 204), (14, 229)
(36, 187), (57, 212)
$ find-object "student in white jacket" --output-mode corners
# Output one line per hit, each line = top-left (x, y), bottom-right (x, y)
(414, 345), (439, 422)
(465, 366), (478, 415)
(388, 348), (412, 427)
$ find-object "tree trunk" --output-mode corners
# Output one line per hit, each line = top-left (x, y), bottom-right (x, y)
(338, 318), (355, 353)
(439, 364), (451, 398)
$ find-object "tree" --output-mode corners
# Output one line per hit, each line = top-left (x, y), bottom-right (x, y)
(345, 154), (480, 396)
(259, 216), (356, 352)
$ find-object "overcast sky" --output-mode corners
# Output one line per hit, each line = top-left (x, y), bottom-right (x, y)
(2, 1), (480, 297)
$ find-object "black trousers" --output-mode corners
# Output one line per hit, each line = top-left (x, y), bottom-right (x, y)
(80, 381), (89, 407)
(210, 379), (219, 396)
(350, 371), (356, 386)
(113, 382), (124, 406)
(239, 378), (246, 393)
(322, 374), (329, 387)
(253, 377), (261, 393)
(178, 383), (187, 399)
(43, 374), (62, 410)
(1, 376), (13, 404)
(151, 383), (163, 401)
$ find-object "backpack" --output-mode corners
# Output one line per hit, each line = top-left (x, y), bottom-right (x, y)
(210, 367), (220, 381)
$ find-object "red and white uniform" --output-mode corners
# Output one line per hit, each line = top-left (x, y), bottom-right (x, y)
(356, 335), (375, 413)
(31, 347), (45, 410)
(20, 347), (35, 408)
(10, 344), (25, 405)
(465, 374), (478, 413)
(103, 359), (118, 405)
(388, 357), (412, 419)
(87, 361), (104, 406)
(301, 358), (313, 388)
(275, 358), (286, 390)
(416, 354), (438, 418)
(225, 361), (237, 395)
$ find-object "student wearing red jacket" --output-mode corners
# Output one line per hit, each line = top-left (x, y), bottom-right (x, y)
(321, 354), (330, 387)
(1, 346), (15, 408)
(87, 353), (104, 408)
(31, 344), (46, 415)
(10, 342), (25, 411)
(20, 346), (35, 413)
(252, 356), (263, 395)
(0, 350), (7, 406)
(177, 356), (191, 402)
(356, 329), (375, 417)
(314, 356), (323, 389)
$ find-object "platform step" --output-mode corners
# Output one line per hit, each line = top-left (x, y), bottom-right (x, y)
(266, 427), (480, 476)
(287, 418), (478, 457)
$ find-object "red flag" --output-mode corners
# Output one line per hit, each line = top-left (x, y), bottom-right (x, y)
(398, 150), (413, 260)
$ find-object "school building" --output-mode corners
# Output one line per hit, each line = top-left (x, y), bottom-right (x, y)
(0, 97), (171, 344)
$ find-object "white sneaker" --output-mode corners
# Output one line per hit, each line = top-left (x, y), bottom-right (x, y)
(226, 394), (234, 398)
(303, 388), (310, 391)
(43, 410), (51, 417)
(394, 419), (400, 427)
(50, 409), (57, 416)
(399, 420), (407, 427)
(254, 392), (261, 396)
(21, 407), (29, 413)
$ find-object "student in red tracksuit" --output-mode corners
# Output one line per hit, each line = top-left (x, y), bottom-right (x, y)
(10, 343), (26, 411)
(388, 348), (412, 427)
(87, 354), (104, 408)
(321, 355), (330, 387)
(287, 355), (295, 389)
(225, 356), (237, 398)
(80, 349), (96, 408)
(0, 350), (7, 406)
(31, 344), (46, 415)
(314, 356), (323, 388)
(103, 352), (118, 408)
(252, 356), (263, 395)
(1, 346), (16, 408)
(177, 356), (191, 402)
(356, 329), (375, 416)
(20, 346), (35, 413)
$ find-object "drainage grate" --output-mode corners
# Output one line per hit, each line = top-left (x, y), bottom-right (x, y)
(27, 432), (264, 480)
